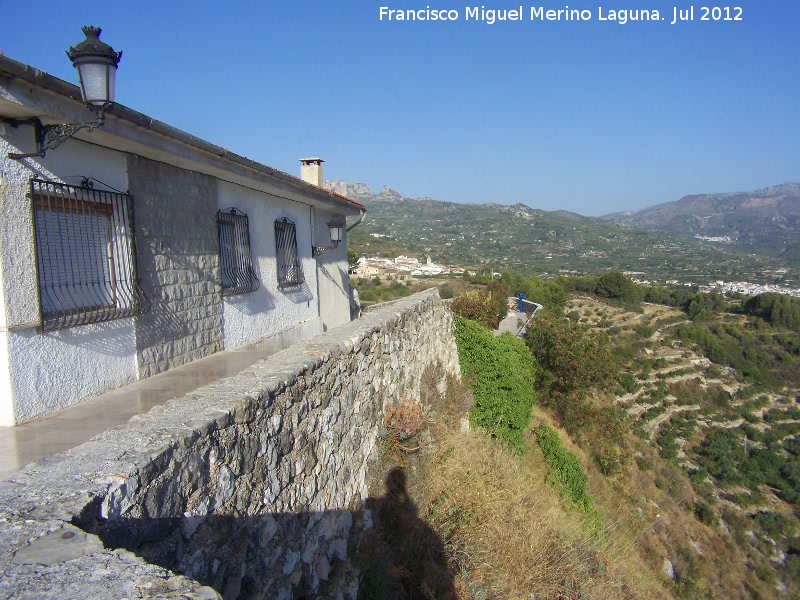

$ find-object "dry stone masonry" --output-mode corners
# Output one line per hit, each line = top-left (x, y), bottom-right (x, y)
(0, 289), (459, 600)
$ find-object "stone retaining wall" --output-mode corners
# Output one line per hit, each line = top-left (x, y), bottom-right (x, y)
(0, 289), (459, 599)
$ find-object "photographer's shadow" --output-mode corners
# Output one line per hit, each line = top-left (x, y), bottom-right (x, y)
(358, 467), (457, 600)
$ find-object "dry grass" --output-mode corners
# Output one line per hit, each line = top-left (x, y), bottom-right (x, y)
(418, 419), (668, 600)
(410, 400), (783, 599)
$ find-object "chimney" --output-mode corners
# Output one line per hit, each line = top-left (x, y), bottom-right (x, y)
(299, 158), (324, 187)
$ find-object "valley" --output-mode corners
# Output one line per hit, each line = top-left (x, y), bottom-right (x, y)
(332, 180), (800, 288)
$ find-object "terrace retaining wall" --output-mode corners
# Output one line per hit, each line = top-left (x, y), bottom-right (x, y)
(0, 289), (459, 599)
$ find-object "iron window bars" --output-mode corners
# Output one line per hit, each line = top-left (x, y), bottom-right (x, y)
(30, 178), (149, 332)
(217, 207), (259, 296)
(275, 217), (305, 287)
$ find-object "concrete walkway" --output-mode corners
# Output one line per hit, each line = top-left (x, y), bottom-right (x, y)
(0, 344), (279, 480)
(494, 297), (541, 338)
(495, 308), (528, 337)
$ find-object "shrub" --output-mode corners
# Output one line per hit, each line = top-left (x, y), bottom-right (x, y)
(453, 316), (536, 452)
(753, 511), (796, 539)
(534, 424), (601, 529)
(689, 468), (708, 486)
(694, 502), (715, 526)
(634, 322), (655, 339)
(618, 371), (641, 395)
(524, 310), (620, 395)
(380, 397), (434, 462)
(450, 282), (509, 330)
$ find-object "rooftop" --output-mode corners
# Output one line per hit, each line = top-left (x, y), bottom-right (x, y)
(0, 54), (364, 215)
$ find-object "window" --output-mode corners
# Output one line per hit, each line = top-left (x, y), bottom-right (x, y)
(274, 217), (305, 287)
(217, 208), (259, 296)
(31, 178), (148, 331)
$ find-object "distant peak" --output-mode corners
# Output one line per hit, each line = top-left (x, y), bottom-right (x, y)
(375, 185), (403, 202)
(323, 180), (376, 200)
(753, 182), (800, 197)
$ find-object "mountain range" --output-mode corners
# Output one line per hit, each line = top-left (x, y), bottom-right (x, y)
(602, 183), (800, 263)
(325, 180), (799, 285)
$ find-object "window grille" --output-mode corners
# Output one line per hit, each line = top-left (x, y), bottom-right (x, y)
(217, 207), (259, 296)
(275, 217), (305, 287)
(30, 178), (149, 332)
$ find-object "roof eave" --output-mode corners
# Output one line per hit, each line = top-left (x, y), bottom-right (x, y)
(0, 55), (365, 215)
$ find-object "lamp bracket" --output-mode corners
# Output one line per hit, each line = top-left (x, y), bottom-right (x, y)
(312, 242), (340, 257)
(3, 109), (106, 160)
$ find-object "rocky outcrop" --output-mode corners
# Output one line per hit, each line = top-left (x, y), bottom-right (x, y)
(323, 181), (376, 204)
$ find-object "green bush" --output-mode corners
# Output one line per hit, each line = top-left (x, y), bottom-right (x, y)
(534, 424), (601, 529)
(450, 282), (510, 329)
(694, 502), (715, 526)
(453, 316), (536, 452)
(618, 371), (641, 395)
(524, 310), (620, 395)
(753, 511), (796, 538)
(688, 468), (708, 485)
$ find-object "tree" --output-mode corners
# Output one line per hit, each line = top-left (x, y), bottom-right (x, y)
(745, 293), (800, 331)
(596, 271), (637, 302)
(687, 292), (728, 321)
(524, 310), (620, 395)
(347, 248), (360, 270)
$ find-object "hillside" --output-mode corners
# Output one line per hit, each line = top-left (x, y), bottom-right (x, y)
(411, 282), (800, 599)
(603, 183), (800, 264)
(385, 285), (800, 599)
(559, 294), (800, 599)
(327, 181), (796, 286)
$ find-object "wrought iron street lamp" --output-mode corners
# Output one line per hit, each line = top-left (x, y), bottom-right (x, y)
(68, 26), (122, 110)
(5, 26), (121, 160)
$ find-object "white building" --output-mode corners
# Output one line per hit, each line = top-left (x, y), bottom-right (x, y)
(0, 52), (365, 425)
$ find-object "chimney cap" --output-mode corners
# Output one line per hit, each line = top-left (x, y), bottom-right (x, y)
(299, 157), (324, 165)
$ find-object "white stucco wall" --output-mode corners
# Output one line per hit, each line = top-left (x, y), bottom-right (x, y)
(313, 209), (353, 332)
(4, 322), (137, 424)
(217, 180), (322, 350)
(0, 167), (11, 425)
(0, 134), (138, 425)
(0, 331), (11, 426)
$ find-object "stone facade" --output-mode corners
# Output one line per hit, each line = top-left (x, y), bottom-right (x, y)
(0, 289), (459, 599)
(128, 155), (224, 379)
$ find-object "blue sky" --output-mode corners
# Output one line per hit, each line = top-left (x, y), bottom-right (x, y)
(1, 1), (798, 215)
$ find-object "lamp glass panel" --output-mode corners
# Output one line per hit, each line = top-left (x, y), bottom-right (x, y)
(76, 63), (115, 105)
(329, 226), (342, 243)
